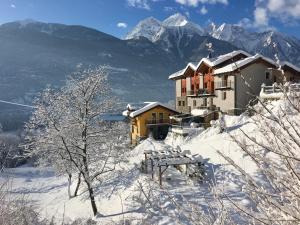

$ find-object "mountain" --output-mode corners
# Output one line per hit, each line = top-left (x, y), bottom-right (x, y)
(126, 13), (204, 43)
(208, 23), (300, 65)
(0, 18), (236, 107)
(127, 14), (300, 66)
(126, 14), (233, 62)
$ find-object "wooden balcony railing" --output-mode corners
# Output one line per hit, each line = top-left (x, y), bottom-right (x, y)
(146, 119), (171, 125)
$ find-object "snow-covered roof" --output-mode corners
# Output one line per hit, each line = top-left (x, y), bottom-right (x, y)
(169, 50), (251, 80)
(281, 61), (300, 73)
(214, 54), (277, 75)
(123, 102), (178, 118)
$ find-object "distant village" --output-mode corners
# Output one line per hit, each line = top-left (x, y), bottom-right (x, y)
(123, 49), (300, 145)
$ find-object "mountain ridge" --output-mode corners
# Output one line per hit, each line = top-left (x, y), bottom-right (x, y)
(127, 14), (300, 66)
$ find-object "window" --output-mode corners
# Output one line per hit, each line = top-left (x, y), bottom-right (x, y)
(159, 113), (163, 123)
(204, 83), (208, 89)
(182, 101), (185, 107)
(193, 100), (197, 107)
(266, 71), (270, 80)
(151, 113), (156, 123)
(203, 98), (207, 106)
(191, 84), (194, 90)
(222, 91), (227, 100)
(178, 101), (181, 106)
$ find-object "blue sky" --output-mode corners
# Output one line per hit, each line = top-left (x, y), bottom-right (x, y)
(0, 0), (300, 39)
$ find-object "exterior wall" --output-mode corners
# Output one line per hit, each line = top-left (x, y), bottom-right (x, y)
(267, 68), (300, 83)
(176, 96), (189, 113)
(203, 71), (214, 94)
(130, 106), (177, 145)
(186, 77), (191, 93)
(187, 97), (205, 111)
(191, 73), (200, 93)
(181, 79), (187, 96)
(284, 70), (300, 82)
(235, 62), (274, 113)
(199, 74), (204, 89)
(213, 75), (235, 113)
(175, 79), (181, 97)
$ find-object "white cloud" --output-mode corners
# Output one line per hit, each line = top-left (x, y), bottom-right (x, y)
(200, 6), (208, 15)
(10, 4), (16, 8)
(127, 0), (150, 10)
(254, 0), (300, 25)
(175, 0), (228, 7)
(117, 22), (128, 28)
(254, 7), (268, 26)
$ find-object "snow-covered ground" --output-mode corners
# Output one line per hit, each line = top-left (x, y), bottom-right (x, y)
(0, 100), (290, 224)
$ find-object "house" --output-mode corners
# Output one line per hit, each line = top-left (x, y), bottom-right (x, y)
(122, 102), (178, 145)
(169, 50), (251, 114)
(169, 50), (300, 115)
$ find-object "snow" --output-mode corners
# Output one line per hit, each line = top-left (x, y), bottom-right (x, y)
(1, 99), (296, 224)
(169, 50), (252, 79)
(126, 102), (177, 118)
(126, 13), (204, 42)
(162, 13), (188, 27)
(214, 54), (277, 75)
(191, 108), (208, 116)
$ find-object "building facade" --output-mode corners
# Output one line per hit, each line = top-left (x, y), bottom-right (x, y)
(169, 50), (300, 115)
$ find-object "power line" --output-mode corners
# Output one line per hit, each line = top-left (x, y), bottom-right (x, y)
(0, 100), (36, 109)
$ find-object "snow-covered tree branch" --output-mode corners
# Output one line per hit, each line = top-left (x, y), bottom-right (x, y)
(25, 67), (129, 216)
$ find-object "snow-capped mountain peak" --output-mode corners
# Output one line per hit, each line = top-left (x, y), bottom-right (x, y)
(126, 13), (204, 42)
(125, 17), (162, 41)
(162, 13), (188, 27)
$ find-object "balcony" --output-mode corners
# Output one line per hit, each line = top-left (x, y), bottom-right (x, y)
(146, 119), (171, 125)
(187, 89), (214, 97)
(215, 80), (234, 89)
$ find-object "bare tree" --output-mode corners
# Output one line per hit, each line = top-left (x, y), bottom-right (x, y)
(217, 85), (300, 225)
(0, 132), (22, 171)
(25, 68), (129, 216)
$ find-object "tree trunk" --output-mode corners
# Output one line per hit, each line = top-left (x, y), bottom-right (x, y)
(73, 172), (81, 197)
(84, 177), (98, 216)
(67, 173), (72, 199)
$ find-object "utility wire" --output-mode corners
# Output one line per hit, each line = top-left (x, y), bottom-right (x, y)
(0, 100), (36, 109)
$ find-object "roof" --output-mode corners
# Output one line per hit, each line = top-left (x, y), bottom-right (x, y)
(168, 50), (252, 80)
(122, 102), (178, 118)
(281, 61), (300, 73)
(214, 54), (277, 75)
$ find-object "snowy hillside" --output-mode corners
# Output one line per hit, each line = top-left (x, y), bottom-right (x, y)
(2, 97), (298, 224)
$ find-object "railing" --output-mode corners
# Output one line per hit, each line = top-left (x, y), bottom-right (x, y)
(215, 80), (234, 89)
(146, 119), (171, 125)
(187, 89), (214, 96)
(261, 83), (282, 94)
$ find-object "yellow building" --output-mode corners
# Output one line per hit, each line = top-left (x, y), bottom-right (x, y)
(123, 102), (178, 145)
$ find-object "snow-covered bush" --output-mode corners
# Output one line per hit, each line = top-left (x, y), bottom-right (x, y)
(219, 90), (300, 224)
(0, 181), (48, 225)
(0, 132), (22, 171)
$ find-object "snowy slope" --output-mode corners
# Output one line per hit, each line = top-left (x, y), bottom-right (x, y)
(1, 99), (297, 224)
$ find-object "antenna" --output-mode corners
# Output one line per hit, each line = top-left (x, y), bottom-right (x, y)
(206, 42), (214, 58)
